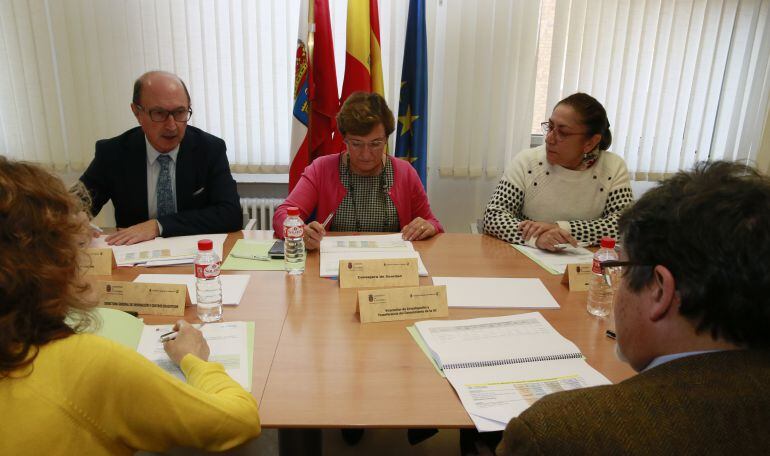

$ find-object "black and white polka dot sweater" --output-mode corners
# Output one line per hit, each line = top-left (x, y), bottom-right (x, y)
(483, 146), (634, 246)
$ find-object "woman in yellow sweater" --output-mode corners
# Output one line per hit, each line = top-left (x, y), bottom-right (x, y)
(0, 157), (260, 454)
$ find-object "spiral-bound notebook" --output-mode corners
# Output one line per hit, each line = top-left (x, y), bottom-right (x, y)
(413, 312), (611, 432)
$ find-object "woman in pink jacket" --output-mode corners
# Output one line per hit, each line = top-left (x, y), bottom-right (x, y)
(273, 92), (443, 250)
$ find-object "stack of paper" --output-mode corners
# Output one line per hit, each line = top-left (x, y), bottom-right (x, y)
(84, 307), (254, 391)
(91, 234), (227, 267)
(319, 233), (428, 277)
(412, 313), (610, 431)
(513, 244), (594, 274)
(133, 274), (250, 306)
(431, 277), (559, 309)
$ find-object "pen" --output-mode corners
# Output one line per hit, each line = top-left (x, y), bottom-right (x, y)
(605, 329), (616, 339)
(555, 241), (591, 249)
(321, 212), (334, 229)
(160, 322), (207, 342)
(89, 222), (104, 233)
(231, 253), (271, 261)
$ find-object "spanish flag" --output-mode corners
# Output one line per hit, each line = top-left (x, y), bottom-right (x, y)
(340, 0), (384, 102)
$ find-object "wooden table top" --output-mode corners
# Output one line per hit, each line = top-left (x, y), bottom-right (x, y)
(102, 231), (635, 429)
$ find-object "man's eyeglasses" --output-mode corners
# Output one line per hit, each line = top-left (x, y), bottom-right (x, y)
(345, 137), (387, 152)
(599, 260), (652, 287)
(136, 104), (193, 123)
(541, 121), (587, 142)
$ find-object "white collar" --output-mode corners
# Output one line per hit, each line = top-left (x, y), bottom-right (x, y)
(145, 137), (180, 165)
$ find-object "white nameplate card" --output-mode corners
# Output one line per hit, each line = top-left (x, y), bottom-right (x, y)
(357, 285), (448, 323)
(561, 263), (593, 291)
(82, 248), (115, 275)
(97, 281), (188, 316)
(339, 257), (419, 289)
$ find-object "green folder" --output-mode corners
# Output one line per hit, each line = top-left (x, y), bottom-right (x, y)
(221, 239), (285, 271)
(407, 325), (446, 378)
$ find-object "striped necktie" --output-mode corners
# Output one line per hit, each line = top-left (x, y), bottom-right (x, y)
(156, 154), (175, 217)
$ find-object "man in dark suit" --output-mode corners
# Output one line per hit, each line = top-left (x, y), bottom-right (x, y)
(80, 71), (241, 245)
(497, 161), (770, 455)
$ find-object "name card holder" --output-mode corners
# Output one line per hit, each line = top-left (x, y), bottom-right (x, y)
(357, 285), (448, 323)
(561, 263), (594, 291)
(82, 248), (115, 275)
(97, 281), (188, 316)
(339, 257), (419, 289)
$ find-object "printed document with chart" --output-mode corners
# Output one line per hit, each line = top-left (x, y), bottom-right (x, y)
(91, 234), (227, 267)
(319, 233), (429, 277)
(413, 312), (610, 431)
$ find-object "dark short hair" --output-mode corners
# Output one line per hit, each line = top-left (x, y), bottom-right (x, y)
(556, 92), (612, 150)
(618, 160), (770, 348)
(337, 92), (395, 137)
(132, 71), (191, 106)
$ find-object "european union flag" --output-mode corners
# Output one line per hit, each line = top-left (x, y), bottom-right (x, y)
(395, 0), (428, 187)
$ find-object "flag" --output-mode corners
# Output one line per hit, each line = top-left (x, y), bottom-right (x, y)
(289, 0), (343, 191)
(340, 0), (384, 102)
(395, 0), (428, 186)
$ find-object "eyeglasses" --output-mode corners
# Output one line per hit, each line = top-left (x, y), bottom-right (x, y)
(345, 137), (387, 152)
(541, 121), (587, 142)
(136, 104), (193, 122)
(599, 260), (652, 287)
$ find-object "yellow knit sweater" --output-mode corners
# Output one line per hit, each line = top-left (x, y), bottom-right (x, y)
(0, 333), (260, 455)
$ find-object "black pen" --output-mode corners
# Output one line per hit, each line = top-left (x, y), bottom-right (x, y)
(605, 329), (616, 339)
(159, 322), (207, 342)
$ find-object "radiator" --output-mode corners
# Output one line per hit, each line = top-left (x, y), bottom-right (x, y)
(240, 197), (284, 230)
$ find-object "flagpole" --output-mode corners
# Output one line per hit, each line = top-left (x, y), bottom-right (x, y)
(307, 0), (315, 164)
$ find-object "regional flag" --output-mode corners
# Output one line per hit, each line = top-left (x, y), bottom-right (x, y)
(289, 0), (343, 191)
(340, 0), (384, 102)
(395, 0), (428, 186)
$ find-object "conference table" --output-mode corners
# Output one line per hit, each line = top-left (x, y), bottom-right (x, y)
(105, 231), (634, 449)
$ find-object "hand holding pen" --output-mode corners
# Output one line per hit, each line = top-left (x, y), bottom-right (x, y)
(304, 212), (334, 252)
(162, 320), (211, 366)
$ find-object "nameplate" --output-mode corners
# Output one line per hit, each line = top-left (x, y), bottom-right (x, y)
(561, 263), (593, 291)
(97, 281), (187, 316)
(357, 285), (448, 323)
(339, 258), (419, 289)
(82, 248), (114, 275)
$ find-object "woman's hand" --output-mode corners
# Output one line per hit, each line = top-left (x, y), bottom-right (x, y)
(402, 217), (437, 241)
(518, 220), (559, 242)
(534, 227), (578, 252)
(304, 221), (326, 251)
(163, 320), (211, 366)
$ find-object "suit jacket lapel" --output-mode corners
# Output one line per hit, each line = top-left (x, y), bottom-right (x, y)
(175, 129), (196, 211)
(129, 128), (149, 221)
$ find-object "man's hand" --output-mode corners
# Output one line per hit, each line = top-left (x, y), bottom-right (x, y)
(106, 219), (160, 245)
(163, 320), (210, 366)
(518, 220), (559, 242)
(304, 221), (325, 251)
(401, 217), (437, 241)
(534, 227), (578, 252)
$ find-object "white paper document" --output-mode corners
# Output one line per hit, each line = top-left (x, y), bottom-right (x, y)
(319, 233), (429, 277)
(91, 234), (227, 267)
(513, 244), (594, 274)
(413, 313), (611, 432)
(431, 277), (559, 309)
(136, 321), (250, 391)
(133, 274), (250, 306)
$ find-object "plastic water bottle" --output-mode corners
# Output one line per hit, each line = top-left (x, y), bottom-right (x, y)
(194, 239), (223, 322)
(283, 206), (305, 275)
(587, 237), (619, 317)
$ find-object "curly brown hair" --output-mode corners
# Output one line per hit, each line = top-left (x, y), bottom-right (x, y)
(336, 92), (395, 137)
(0, 156), (94, 377)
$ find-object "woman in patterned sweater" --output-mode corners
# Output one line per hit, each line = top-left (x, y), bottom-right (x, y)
(274, 92), (443, 250)
(484, 93), (634, 251)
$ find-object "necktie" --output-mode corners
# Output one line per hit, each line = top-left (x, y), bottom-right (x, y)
(156, 154), (175, 217)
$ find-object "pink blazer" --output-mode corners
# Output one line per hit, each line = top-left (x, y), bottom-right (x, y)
(273, 153), (443, 238)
